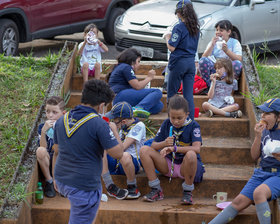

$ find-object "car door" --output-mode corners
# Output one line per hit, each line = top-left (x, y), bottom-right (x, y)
(240, 0), (279, 45)
(70, 0), (105, 24)
(28, 0), (71, 32)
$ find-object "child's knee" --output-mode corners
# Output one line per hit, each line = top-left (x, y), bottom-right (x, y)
(140, 146), (151, 158)
(233, 103), (239, 110)
(82, 62), (89, 69)
(184, 151), (197, 163)
(94, 62), (100, 70)
(202, 102), (210, 110)
(120, 152), (132, 165)
(36, 147), (47, 159)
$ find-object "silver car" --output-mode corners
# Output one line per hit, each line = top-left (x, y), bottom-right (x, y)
(115, 0), (280, 60)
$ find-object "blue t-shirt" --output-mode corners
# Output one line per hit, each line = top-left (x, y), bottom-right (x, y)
(154, 118), (202, 164)
(38, 123), (54, 157)
(260, 128), (280, 169)
(54, 105), (119, 191)
(168, 21), (199, 70)
(108, 63), (137, 94)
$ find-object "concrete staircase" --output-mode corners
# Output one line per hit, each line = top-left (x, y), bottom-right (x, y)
(31, 60), (279, 224)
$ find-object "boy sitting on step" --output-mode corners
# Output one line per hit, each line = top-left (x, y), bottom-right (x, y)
(102, 101), (146, 199)
(36, 96), (66, 198)
(140, 95), (205, 204)
(209, 98), (280, 224)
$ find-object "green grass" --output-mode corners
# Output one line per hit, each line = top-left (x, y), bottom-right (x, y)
(0, 53), (58, 208)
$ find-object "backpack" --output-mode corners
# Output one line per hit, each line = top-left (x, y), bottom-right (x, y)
(178, 75), (208, 95)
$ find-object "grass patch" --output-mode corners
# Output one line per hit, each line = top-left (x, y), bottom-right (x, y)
(0, 53), (58, 208)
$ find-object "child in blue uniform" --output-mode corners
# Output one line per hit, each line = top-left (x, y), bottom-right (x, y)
(53, 79), (124, 224)
(209, 98), (280, 224)
(140, 95), (205, 204)
(164, 0), (200, 119)
(102, 101), (146, 199)
(36, 96), (66, 198)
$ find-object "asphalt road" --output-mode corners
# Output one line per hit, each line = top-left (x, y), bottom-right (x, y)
(18, 32), (280, 65)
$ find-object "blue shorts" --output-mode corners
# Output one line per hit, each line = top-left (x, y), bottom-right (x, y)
(55, 180), (101, 224)
(107, 154), (141, 175)
(240, 168), (280, 201)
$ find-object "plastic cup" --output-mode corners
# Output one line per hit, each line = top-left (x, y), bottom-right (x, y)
(194, 107), (200, 118)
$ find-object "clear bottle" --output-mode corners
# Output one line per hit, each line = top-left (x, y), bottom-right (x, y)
(35, 182), (44, 204)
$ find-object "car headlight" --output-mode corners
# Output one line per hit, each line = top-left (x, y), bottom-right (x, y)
(117, 13), (130, 26)
(199, 16), (212, 29)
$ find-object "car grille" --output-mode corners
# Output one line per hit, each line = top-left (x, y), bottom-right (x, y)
(116, 38), (168, 53)
(129, 30), (163, 37)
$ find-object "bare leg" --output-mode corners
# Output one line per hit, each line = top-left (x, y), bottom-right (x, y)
(36, 147), (52, 180)
(82, 62), (89, 84)
(180, 151), (197, 185)
(202, 102), (239, 116)
(94, 62), (101, 80)
(120, 152), (135, 182)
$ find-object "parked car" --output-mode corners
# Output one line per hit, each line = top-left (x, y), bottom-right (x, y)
(115, 0), (280, 60)
(0, 0), (139, 56)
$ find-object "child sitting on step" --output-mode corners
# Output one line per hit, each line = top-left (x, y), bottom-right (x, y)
(140, 95), (205, 204)
(102, 101), (146, 199)
(202, 58), (242, 118)
(209, 98), (280, 224)
(78, 23), (108, 84)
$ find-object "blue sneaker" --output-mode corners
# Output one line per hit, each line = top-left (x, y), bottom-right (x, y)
(132, 106), (150, 118)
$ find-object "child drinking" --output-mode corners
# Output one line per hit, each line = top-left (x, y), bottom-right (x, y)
(202, 58), (242, 118)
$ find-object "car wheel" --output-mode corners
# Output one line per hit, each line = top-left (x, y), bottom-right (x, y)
(103, 7), (126, 45)
(0, 19), (19, 56)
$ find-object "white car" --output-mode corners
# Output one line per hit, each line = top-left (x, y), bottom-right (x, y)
(115, 0), (280, 60)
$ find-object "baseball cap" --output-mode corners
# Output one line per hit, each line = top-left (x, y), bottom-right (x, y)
(257, 98), (280, 112)
(176, 0), (191, 9)
(107, 102), (133, 119)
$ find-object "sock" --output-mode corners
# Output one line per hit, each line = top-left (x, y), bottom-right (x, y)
(46, 179), (53, 184)
(127, 179), (137, 186)
(225, 112), (230, 117)
(102, 172), (114, 189)
(182, 182), (194, 192)
(208, 204), (238, 224)
(148, 178), (161, 190)
(256, 201), (271, 224)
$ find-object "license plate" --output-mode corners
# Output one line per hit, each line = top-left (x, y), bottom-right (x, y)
(132, 46), (154, 58)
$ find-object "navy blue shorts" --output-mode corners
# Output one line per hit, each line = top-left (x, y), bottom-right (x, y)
(240, 168), (280, 201)
(107, 154), (141, 175)
(55, 180), (101, 224)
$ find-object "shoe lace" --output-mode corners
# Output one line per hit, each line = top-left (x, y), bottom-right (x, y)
(146, 188), (159, 198)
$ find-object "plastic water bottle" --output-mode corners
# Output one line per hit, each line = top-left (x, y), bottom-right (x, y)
(35, 182), (44, 204)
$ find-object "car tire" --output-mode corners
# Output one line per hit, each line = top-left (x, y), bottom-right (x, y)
(103, 7), (125, 45)
(0, 19), (19, 56)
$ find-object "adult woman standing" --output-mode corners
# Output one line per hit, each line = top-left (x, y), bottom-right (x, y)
(108, 48), (163, 118)
(199, 20), (242, 88)
(164, 0), (200, 120)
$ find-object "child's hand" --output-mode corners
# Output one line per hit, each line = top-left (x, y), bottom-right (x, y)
(222, 42), (228, 53)
(147, 69), (156, 79)
(211, 36), (219, 47)
(109, 122), (118, 132)
(160, 147), (173, 157)
(210, 73), (217, 82)
(164, 136), (174, 147)
(42, 120), (54, 133)
(272, 153), (280, 161)
(254, 122), (265, 138)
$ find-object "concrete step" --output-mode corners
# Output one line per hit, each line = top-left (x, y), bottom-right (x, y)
(148, 113), (249, 138)
(71, 73), (165, 91)
(32, 196), (259, 224)
(201, 137), (254, 165)
(67, 91), (245, 114)
(108, 164), (254, 199)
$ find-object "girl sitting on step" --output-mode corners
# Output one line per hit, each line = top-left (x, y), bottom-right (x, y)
(202, 58), (242, 118)
(209, 98), (280, 224)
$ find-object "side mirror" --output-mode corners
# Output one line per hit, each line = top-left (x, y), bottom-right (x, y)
(250, 0), (265, 10)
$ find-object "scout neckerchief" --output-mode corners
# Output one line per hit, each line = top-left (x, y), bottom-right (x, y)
(64, 111), (98, 138)
(169, 118), (192, 183)
(115, 118), (140, 171)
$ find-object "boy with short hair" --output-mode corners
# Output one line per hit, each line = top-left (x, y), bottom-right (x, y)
(140, 95), (205, 204)
(53, 79), (124, 224)
(102, 101), (146, 199)
(36, 96), (66, 198)
(78, 23), (108, 84)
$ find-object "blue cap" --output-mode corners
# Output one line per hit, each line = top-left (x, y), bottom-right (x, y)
(107, 102), (133, 119)
(257, 98), (280, 112)
(176, 0), (191, 9)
